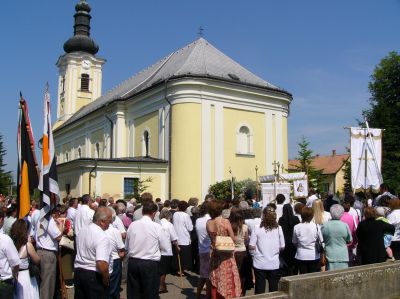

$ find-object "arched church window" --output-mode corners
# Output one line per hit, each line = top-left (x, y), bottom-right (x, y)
(65, 152), (69, 162)
(77, 147), (82, 159)
(81, 74), (90, 91)
(236, 125), (253, 155)
(142, 130), (150, 157)
(61, 76), (66, 93)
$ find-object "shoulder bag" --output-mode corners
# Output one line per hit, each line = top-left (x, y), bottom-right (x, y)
(315, 224), (327, 267)
(26, 244), (40, 279)
(315, 224), (324, 254)
(215, 218), (235, 253)
(59, 218), (75, 251)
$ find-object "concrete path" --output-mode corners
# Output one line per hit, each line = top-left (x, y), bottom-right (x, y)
(67, 271), (256, 298)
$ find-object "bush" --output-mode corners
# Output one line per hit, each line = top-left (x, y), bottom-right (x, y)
(208, 178), (258, 201)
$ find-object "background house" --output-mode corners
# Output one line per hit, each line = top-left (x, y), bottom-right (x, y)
(289, 150), (349, 195)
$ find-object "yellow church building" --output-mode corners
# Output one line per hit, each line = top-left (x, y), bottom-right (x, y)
(54, 0), (293, 201)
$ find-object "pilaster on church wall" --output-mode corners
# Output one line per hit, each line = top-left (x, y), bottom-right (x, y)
(114, 105), (127, 158)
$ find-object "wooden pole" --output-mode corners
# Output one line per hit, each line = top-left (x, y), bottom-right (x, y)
(57, 251), (68, 299)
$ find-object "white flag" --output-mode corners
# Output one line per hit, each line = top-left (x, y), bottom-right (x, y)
(350, 127), (383, 191)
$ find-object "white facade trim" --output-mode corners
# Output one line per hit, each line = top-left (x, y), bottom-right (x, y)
(158, 108), (164, 159)
(265, 112), (273, 175)
(96, 171), (102, 196)
(164, 105), (170, 162)
(201, 100), (211, 201)
(115, 110), (126, 158)
(215, 103), (224, 182)
(275, 112), (283, 165)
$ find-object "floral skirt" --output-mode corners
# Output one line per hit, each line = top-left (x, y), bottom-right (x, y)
(210, 251), (242, 298)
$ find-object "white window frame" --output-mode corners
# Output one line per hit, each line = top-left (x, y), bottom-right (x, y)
(236, 123), (254, 156)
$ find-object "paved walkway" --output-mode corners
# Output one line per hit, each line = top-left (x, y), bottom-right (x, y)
(67, 271), (256, 298)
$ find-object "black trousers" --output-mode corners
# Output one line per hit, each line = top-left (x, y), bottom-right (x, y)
(127, 258), (160, 299)
(296, 259), (320, 274)
(0, 279), (14, 299)
(391, 241), (400, 260)
(74, 268), (108, 299)
(253, 268), (281, 294)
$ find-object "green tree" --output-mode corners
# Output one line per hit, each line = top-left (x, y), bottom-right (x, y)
(296, 136), (313, 174)
(294, 136), (324, 192)
(0, 134), (12, 195)
(342, 148), (352, 194)
(363, 51), (400, 193)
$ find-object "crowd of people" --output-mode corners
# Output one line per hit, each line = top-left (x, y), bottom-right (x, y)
(0, 182), (399, 299)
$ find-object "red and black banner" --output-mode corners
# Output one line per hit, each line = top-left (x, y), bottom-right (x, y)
(17, 96), (39, 219)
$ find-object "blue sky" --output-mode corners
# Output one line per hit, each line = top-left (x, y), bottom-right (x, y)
(1, 1), (399, 178)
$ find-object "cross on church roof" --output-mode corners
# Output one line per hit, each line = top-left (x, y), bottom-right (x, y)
(198, 26), (204, 37)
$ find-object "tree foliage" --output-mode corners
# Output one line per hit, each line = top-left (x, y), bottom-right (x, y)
(208, 179), (246, 201)
(363, 51), (400, 193)
(0, 134), (12, 195)
(342, 148), (352, 194)
(294, 136), (324, 192)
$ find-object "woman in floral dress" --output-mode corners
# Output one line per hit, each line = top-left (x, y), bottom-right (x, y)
(207, 200), (241, 298)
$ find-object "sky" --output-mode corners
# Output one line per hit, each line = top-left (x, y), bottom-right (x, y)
(1, 1), (400, 179)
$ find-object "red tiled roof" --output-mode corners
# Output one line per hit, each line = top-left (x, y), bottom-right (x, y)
(289, 153), (349, 175)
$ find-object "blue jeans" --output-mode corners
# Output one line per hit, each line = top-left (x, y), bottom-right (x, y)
(109, 258), (122, 299)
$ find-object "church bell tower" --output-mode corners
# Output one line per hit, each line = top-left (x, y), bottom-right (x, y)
(56, 0), (105, 124)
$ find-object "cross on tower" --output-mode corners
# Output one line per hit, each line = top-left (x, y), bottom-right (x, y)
(198, 26), (204, 38)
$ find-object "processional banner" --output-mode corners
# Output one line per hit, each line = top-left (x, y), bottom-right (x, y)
(350, 127), (383, 192)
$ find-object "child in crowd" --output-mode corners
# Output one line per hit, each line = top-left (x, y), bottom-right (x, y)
(376, 207), (395, 261)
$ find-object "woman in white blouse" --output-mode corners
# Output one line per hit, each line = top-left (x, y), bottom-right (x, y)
(249, 207), (285, 294)
(292, 207), (323, 274)
(312, 200), (331, 225)
(172, 200), (193, 274)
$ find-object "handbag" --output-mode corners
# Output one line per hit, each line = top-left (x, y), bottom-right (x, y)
(214, 218), (235, 253)
(315, 224), (324, 254)
(215, 236), (235, 252)
(59, 218), (75, 250)
(26, 245), (40, 278)
(60, 235), (74, 250)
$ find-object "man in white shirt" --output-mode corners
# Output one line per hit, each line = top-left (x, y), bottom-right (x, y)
(0, 234), (20, 298)
(74, 207), (113, 299)
(3, 204), (17, 236)
(67, 197), (78, 227)
(306, 189), (318, 208)
(112, 206), (127, 240)
(0, 210), (21, 298)
(35, 212), (62, 299)
(195, 203), (212, 299)
(275, 194), (285, 220)
(173, 201), (194, 273)
(126, 201), (169, 299)
(105, 207), (126, 299)
(159, 209), (179, 293)
(74, 194), (95, 237)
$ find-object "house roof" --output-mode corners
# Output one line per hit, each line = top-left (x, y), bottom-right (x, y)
(56, 37), (291, 131)
(288, 153), (349, 175)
